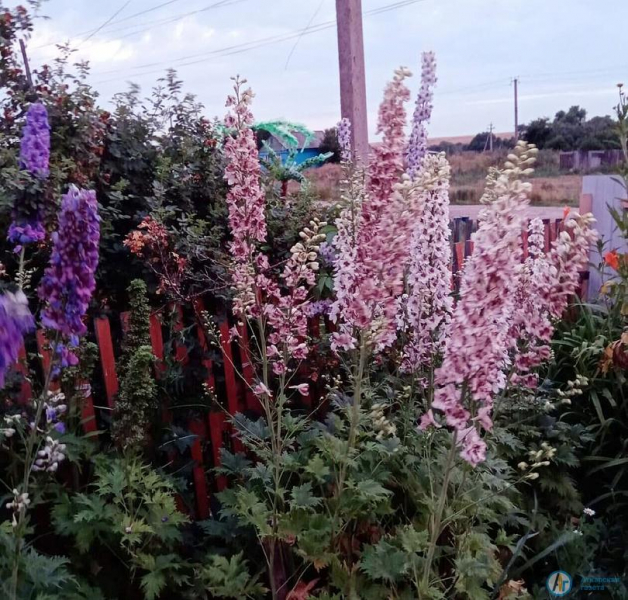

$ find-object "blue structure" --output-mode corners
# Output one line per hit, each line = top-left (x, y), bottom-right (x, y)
(259, 131), (327, 166)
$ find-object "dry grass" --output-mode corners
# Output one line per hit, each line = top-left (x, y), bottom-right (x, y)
(301, 151), (581, 206)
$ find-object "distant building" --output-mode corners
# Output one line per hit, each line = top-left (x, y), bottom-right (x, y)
(261, 130), (327, 165)
(559, 150), (625, 171)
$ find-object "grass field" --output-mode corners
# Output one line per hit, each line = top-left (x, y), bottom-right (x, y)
(303, 150), (582, 206)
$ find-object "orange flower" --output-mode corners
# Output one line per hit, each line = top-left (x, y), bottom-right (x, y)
(563, 206), (571, 219)
(604, 250), (620, 270)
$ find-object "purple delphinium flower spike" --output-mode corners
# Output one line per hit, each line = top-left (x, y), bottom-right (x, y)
(19, 103), (50, 178)
(38, 185), (100, 366)
(0, 290), (35, 388)
(9, 102), (51, 250)
(406, 52), (437, 178)
(337, 118), (352, 163)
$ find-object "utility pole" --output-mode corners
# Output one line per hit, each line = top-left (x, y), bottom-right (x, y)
(482, 123), (494, 153)
(513, 77), (519, 141)
(335, 0), (369, 162)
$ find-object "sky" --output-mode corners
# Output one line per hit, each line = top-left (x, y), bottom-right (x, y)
(20, 0), (628, 139)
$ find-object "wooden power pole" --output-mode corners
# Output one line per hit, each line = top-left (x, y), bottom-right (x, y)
(335, 0), (369, 162)
(513, 77), (519, 141)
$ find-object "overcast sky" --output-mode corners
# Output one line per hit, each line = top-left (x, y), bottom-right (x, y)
(22, 0), (628, 138)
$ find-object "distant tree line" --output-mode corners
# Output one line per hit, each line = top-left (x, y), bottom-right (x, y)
(427, 105), (621, 154)
(523, 105), (620, 150)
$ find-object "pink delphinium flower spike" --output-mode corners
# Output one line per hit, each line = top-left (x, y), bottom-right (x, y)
(406, 51), (437, 178)
(331, 67), (423, 352)
(401, 152), (453, 371)
(223, 77), (322, 375)
(510, 214), (597, 387)
(428, 142), (538, 464)
(223, 77), (270, 318)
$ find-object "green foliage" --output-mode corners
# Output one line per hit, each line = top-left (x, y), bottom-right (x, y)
(523, 105), (621, 151)
(112, 280), (158, 451)
(198, 553), (266, 599)
(219, 382), (527, 598)
(318, 127), (342, 163)
(52, 456), (191, 599)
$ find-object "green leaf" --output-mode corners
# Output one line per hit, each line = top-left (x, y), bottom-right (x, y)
(305, 455), (330, 481)
(355, 479), (391, 501)
(290, 483), (322, 510)
(140, 570), (166, 600)
(359, 540), (408, 583)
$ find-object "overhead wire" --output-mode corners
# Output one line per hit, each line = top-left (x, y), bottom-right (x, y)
(89, 0), (429, 84)
(80, 0), (134, 45)
(284, 0), (327, 70)
(35, 0), (185, 48)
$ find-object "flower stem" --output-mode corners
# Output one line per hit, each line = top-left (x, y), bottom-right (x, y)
(422, 429), (458, 590)
(10, 330), (60, 600)
(333, 336), (367, 541)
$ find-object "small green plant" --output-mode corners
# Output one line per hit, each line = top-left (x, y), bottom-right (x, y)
(112, 280), (157, 451)
(52, 457), (191, 599)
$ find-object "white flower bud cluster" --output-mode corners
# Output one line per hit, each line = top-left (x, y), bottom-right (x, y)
(518, 442), (556, 479)
(32, 436), (67, 473)
(583, 507), (596, 517)
(293, 219), (327, 274)
(394, 66), (413, 79)
(414, 152), (451, 191)
(1, 414), (21, 439)
(6, 488), (30, 527)
(481, 142), (538, 205)
(556, 374), (589, 405)
(369, 402), (397, 441)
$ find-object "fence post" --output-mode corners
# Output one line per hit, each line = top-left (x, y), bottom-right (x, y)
(582, 174), (628, 298)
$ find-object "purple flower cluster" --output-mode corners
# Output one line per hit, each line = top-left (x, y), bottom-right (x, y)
(337, 118), (352, 162)
(0, 291), (35, 388)
(406, 52), (437, 178)
(318, 241), (337, 267)
(306, 299), (333, 317)
(9, 103), (51, 250)
(19, 103), (50, 178)
(38, 186), (100, 364)
(8, 221), (46, 249)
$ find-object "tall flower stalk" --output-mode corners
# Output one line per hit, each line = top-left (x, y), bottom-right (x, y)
(418, 147), (597, 586)
(8, 185), (99, 600)
(509, 213), (598, 388)
(38, 186), (100, 368)
(400, 152), (452, 375)
(222, 76), (323, 600)
(330, 67), (421, 353)
(422, 142), (539, 464)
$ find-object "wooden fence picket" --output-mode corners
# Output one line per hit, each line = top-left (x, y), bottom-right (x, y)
(94, 317), (118, 408)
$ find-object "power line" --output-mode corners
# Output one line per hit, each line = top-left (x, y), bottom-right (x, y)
(284, 0), (326, 70)
(80, 0), (133, 45)
(104, 0), (243, 42)
(89, 0), (428, 84)
(36, 0), (184, 48)
(88, 0), (244, 46)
